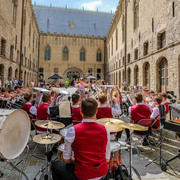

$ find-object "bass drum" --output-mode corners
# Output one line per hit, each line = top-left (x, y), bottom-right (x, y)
(0, 109), (30, 160)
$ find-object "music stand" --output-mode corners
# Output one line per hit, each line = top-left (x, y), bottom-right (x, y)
(145, 105), (176, 174)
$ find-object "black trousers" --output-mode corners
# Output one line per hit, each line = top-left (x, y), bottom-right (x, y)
(51, 161), (109, 180)
(51, 161), (78, 180)
(116, 129), (130, 139)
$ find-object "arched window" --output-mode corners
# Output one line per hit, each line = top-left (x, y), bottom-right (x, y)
(127, 68), (131, 85)
(44, 46), (51, 60)
(96, 49), (102, 62)
(80, 48), (86, 61)
(62, 47), (69, 61)
(134, 65), (139, 86)
(158, 58), (168, 92)
(144, 62), (150, 88)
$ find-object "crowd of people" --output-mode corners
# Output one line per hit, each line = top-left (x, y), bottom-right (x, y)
(0, 77), (171, 180)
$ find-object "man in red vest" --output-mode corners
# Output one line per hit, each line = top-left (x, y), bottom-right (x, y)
(130, 93), (152, 146)
(71, 93), (82, 125)
(96, 93), (122, 119)
(36, 92), (51, 133)
(52, 98), (110, 180)
(22, 91), (37, 130)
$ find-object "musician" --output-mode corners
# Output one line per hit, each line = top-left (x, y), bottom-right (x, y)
(0, 88), (8, 98)
(160, 93), (169, 115)
(22, 91), (37, 117)
(36, 93), (51, 133)
(50, 91), (55, 106)
(51, 98), (110, 180)
(147, 90), (155, 108)
(150, 96), (162, 128)
(71, 93), (82, 125)
(96, 93), (122, 119)
(75, 78), (90, 99)
(129, 93), (152, 146)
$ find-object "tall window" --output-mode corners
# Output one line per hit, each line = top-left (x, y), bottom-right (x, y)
(145, 62), (150, 88)
(62, 47), (69, 61)
(111, 38), (113, 55)
(10, 45), (14, 60)
(134, 0), (139, 30)
(159, 58), (168, 92)
(80, 48), (86, 61)
(116, 28), (118, 50)
(44, 46), (51, 60)
(1, 39), (6, 56)
(134, 65), (139, 86)
(13, 0), (18, 26)
(144, 41), (148, 56)
(96, 49), (102, 62)
(122, 16), (124, 42)
(97, 69), (101, 80)
(29, 24), (31, 47)
(157, 31), (166, 50)
(134, 49), (138, 60)
(127, 53), (130, 63)
(88, 68), (92, 75)
(127, 68), (131, 85)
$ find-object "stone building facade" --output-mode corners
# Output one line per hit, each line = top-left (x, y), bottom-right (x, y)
(33, 5), (113, 82)
(106, 0), (180, 98)
(0, 0), (39, 87)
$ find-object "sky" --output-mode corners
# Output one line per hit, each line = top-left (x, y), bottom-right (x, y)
(32, 0), (119, 13)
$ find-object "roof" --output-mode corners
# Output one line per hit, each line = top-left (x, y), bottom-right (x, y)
(33, 5), (114, 37)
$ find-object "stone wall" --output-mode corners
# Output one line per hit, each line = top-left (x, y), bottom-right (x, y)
(106, 0), (180, 98)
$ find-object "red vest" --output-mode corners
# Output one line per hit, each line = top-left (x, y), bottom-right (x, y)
(37, 103), (49, 131)
(72, 122), (108, 180)
(22, 104), (32, 116)
(96, 107), (113, 119)
(72, 106), (82, 125)
(131, 104), (151, 124)
(162, 102), (169, 115)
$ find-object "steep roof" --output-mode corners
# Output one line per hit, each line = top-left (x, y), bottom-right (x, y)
(33, 5), (114, 37)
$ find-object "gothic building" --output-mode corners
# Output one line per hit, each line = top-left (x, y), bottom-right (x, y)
(33, 5), (113, 81)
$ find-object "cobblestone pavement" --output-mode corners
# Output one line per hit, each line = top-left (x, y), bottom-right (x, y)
(0, 87), (180, 180)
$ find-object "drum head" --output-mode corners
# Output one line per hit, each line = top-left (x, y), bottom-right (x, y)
(0, 110), (30, 159)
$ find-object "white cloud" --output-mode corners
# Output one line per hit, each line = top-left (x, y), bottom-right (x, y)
(82, 0), (102, 11)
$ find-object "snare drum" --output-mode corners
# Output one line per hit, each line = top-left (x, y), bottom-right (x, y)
(0, 109), (30, 160)
(109, 141), (122, 174)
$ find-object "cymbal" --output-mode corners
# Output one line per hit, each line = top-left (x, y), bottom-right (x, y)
(120, 123), (148, 131)
(33, 133), (61, 144)
(35, 120), (65, 129)
(96, 118), (124, 132)
(96, 118), (125, 125)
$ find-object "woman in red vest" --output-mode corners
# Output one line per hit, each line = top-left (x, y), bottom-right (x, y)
(160, 93), (169, 115)
(52, 98), (110, 180)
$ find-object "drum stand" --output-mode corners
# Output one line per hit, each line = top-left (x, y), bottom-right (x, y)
(128, 135), (141, 180)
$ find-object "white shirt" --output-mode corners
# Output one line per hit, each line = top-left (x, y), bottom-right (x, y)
(98, 103), (122, 117)
(150, 105), (159, 119)
(63, 119), (110, 180)
(25, 102), (37, 116)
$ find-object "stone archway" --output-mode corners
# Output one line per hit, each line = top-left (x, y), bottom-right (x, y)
(143, 62), (150, 89)
(63, 67), (84, 80)
(15, 69), (18, 80)
(8, 66), (13, 79)
(0, 64), (4, 87)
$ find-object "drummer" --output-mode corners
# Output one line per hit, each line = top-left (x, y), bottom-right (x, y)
(96, 93), (122, 119)
(36, 92), (51, 133)
(51, 98), (110, 180)
(0, 88), (8, 99)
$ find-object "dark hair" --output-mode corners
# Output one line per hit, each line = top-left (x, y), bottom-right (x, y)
(148, 90), (154, 94)
(98, 93), (107, 104)
(42, 92), (51, 102)
(81, 98), (98, 117)
(1, 88), (7, 93)
(134, 93), (143, 103)
(8, 89), (14, 93)
(24, 91), (32, 102)
(161, 93), (167, 99)
(154, 96), (162, 105)
(144, 88), (149, 92)
(15, 86), (19, 90)
(72, 93), (80, 104)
